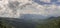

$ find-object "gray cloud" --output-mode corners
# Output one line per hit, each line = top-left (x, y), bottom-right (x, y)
(8, 1), (20, 9)
(0, 0), (60, 19)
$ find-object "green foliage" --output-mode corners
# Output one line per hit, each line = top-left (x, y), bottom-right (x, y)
(0, 17), (60, 28)
(0, 18), (15, 28)
(36, 17), (60, 28)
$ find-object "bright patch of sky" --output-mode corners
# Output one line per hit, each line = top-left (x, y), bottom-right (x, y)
(40, 0), (51, 3)
(57, 0), (60, 2)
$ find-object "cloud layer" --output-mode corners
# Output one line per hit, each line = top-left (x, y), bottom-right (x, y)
(40, 0), (51, 3)
(0, 0), (60, 18)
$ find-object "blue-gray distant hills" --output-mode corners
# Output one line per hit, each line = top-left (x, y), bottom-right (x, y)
(20, 14), (47, 19)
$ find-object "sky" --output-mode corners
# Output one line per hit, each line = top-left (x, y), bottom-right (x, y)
(33, 0), (60, 5)
(32, 0), (60, 17)
(0, 0), (60, 18)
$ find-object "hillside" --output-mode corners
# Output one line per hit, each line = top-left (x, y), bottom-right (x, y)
(0, 17), (35, 28)
(0, 16), (60, 28)
(36, 16), (60, 28)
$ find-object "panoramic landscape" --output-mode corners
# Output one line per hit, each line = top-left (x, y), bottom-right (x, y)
(0, 0), (60, 28)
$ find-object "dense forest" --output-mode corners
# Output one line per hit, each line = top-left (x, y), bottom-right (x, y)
(0, 16), (60, 28)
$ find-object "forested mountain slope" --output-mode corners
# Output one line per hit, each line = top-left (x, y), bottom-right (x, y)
(36, 16), (60, 28)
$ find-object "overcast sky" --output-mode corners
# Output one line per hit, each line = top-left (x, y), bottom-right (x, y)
(0, 0), (60, 18)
